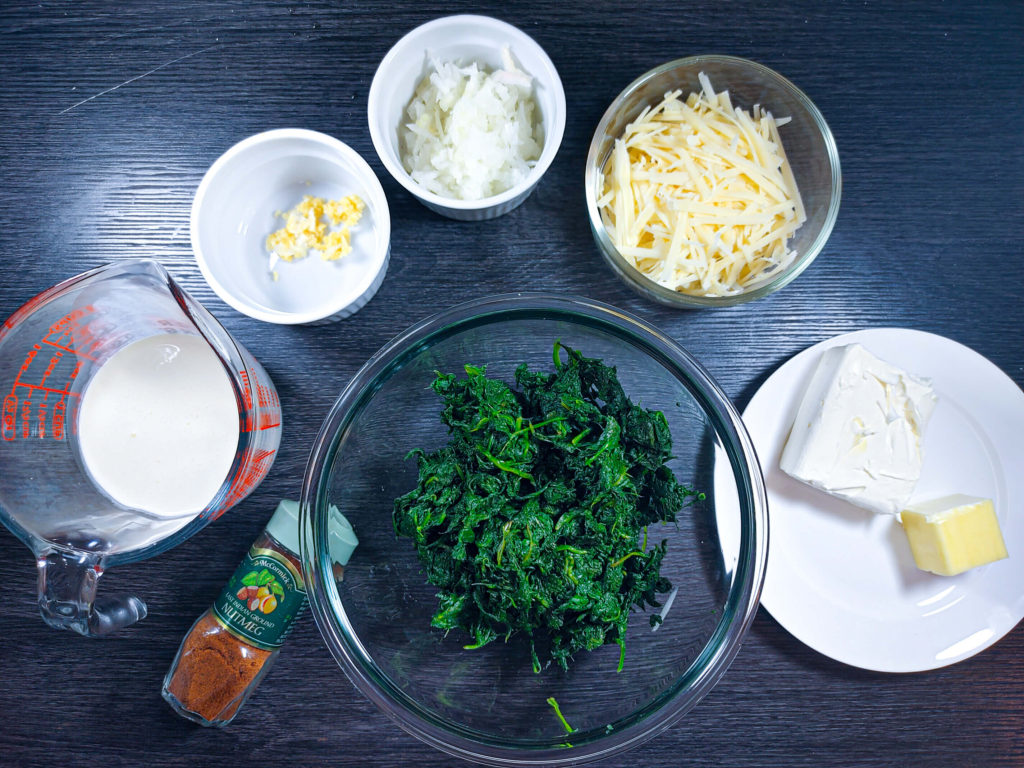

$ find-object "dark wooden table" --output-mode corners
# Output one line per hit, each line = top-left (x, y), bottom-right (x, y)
(1, 1), (1022, 765)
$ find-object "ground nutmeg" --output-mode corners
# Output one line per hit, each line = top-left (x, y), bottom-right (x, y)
(162, 499), (358, 726)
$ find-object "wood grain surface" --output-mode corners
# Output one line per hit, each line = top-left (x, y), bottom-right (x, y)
(1, 1), (1022, 766)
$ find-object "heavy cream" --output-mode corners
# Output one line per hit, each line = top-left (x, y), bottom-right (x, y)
(77, 333), (240, 518)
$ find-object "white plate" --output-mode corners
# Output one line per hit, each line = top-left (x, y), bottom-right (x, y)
(718, 328), (1024, 672)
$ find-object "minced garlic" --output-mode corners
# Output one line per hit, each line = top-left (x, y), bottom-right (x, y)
(265, 194), (365, 266)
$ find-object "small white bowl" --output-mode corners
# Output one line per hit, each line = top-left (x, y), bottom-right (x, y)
(192, 128), (391, 325)
(367, 14), (566, 221)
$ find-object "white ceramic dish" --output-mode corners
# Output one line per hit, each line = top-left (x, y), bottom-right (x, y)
(367, 14), (565, 221)
(716, 328), (1024, 672)
(192, 128), (391, 325)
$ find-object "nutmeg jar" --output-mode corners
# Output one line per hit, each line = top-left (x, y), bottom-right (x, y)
(162, 500), (357, 726)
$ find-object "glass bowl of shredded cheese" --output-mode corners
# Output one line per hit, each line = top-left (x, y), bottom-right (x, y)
(368, 15), (566, 221)
(586, 55), (841, 307)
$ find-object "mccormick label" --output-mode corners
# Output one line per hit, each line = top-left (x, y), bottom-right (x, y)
(212, 546), (307, 650)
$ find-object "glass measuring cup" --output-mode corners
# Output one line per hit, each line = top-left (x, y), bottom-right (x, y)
(0, 259), (282, 636)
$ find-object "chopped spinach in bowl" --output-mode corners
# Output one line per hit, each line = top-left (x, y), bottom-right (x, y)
(393, 343), (703, 672)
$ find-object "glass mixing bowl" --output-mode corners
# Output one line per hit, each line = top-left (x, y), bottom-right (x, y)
(300, 294), (767, 765)
(586, 55), (842, 308)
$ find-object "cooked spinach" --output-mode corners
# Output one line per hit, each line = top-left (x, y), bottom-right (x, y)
(546, 696), (576, 734)
(393, 342), (703, 672)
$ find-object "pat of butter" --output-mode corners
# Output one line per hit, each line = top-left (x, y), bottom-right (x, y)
(900, 495), (1008, 576)
(780, 344), (937, 515)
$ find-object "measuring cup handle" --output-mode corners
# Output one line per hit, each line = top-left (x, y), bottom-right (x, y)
(36, 549), (147, 637)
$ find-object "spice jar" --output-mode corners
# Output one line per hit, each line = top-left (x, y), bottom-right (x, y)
(161, 499), (357, 726)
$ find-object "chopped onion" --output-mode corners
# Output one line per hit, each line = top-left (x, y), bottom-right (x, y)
(400, 47), (543, 201)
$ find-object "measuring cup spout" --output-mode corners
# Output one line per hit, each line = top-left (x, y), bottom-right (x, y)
(36, 549), (147, 637)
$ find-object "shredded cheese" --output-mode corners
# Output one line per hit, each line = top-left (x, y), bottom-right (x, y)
(600, 74), (806, 297)
(265, 194), (365, 266)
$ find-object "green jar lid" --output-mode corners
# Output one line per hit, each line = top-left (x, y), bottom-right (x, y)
(266, 499), (359, 566)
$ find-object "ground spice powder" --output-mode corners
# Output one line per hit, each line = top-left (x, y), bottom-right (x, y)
(164, 612), (272, 722)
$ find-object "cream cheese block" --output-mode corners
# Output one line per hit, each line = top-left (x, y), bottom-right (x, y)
(900, 495), (1008, 576)
(780, 343), (937, 515)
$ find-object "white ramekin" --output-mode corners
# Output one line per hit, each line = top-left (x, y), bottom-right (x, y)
(191, 128), (391, 324)
(367, 15), (566, 221)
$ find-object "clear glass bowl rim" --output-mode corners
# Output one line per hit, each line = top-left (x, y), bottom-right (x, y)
(585, 54), (842, 308)
(300, 293), (768, 765)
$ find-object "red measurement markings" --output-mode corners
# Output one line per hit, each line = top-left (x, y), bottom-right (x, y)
(1, 283), (74, 336)
(20, 390), (32, 438)
(3, 329), (84, 440)
(10, 383), (73, 396)
(33, 348), (64, 439)
(3, 346), (33, 442)
(6, 381), (75, 441)
(237, 370), (255, 432)
(240, 414), (281, 433)
(256, 382), (271, 408)
(43, 306), (97, 361)
(40, 350), (61, 383)
(61, 359), (83, 438)
(41, 338), (90, 357)
(215, 447), (277, 517)
(52, 359), (81, 440)
(236, 371), (281, 432)
(2, 394), (16, 441)
(35, 392), (49, 439)
(238, 370), (253, 409)
(37, 399), (48, 438)
(53, 399), (65, 440)
(255, 379), (281, 431)
(12, 346), (42, 439)
(17, 344), (39, 380)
